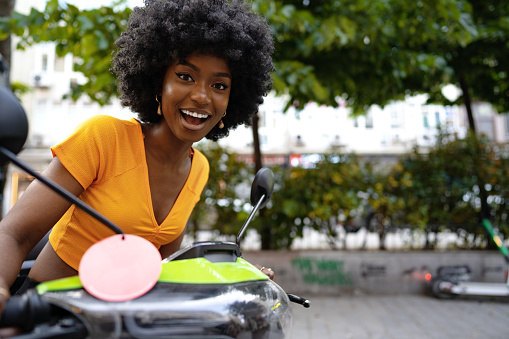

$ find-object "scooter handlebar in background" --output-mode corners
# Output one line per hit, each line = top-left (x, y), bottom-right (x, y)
(287, 293), (311, 308)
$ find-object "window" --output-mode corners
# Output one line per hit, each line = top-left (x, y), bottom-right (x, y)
(422, 107), (429, 128)
(257, 110), (266, 128)
(445, 106), (453, 122)
(42, 54), (48, 71)
(479, 120), (494, 139)
(70, 78), (78, 89)
(390, 110), (400, 128)
(54, 56), (65, 72)
(505, 114), (509, 137)
(365, 111), (374, 129)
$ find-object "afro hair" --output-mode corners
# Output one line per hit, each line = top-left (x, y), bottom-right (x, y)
(111, 0), (275, 141)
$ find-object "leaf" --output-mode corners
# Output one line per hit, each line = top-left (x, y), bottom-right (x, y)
(77, 15), (95, 32)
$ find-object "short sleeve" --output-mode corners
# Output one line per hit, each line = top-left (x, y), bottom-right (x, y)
(51, 115), (118, 189)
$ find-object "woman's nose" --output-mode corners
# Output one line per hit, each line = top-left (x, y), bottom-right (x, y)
(190, 83), (211, 105)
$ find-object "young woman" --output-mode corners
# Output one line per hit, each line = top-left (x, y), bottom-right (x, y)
(0, 0), (275, 320)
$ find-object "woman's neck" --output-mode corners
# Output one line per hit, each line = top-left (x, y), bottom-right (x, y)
(141, 121), (193, 170)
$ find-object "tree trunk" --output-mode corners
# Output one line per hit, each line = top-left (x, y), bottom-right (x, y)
(377, 212), (386, 250)
(0, 0), (15, 69)
(458, 72), (491, 222)
(252, 114), (273, 249)
(251, 113), (263, 173)
(458, 73), (476, 135)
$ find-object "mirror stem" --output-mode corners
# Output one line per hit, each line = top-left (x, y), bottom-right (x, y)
(0, 146), (125, 238)
(236, 194), (265, 245)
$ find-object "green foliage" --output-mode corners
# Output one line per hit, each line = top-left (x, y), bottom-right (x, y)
(367, 129), (509, 249)
(10, 81), (31, 101)
(2, 0), (508, 249)
(0, 0), (131, 105)
(394, 132), (479, 231)
(4, 0), (507, 114)
(253, 0), (482, 113)
(190, 130), (509, 250)
(480, 140), (509, 236)
(259, 154), (374, 249)
(188, 143), (253, 239)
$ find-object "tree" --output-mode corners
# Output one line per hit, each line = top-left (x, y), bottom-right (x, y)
(264, 153), (374, 249)
(415, 0), (509, 222)
(188, 142), (252, 240)
(2, 0), (507, 247)
(251, 0), (480, 247)
(1, 0), (483, 121)
(0, 0), (130, 104)
(4, 0), (506, 128)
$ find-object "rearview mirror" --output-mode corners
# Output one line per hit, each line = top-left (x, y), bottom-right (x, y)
(250, 167), (274, 209)
(0, 87), (28, 164)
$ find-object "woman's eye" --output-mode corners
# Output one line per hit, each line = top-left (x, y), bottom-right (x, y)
(176, 73), (193, 82)
(213, 83), (229, 90)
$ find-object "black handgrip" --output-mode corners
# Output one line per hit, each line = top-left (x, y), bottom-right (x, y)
(0, 290), (51, 331)
(287, 293), (311, 308)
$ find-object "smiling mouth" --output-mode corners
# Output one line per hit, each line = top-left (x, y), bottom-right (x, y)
(180, 109), (210, 126)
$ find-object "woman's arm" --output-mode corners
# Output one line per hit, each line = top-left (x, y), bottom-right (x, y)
(0, 157), (83, 310)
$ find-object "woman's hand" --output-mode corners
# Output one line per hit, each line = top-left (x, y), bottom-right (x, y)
(0, 327), (19, 338)
(0, 287), (20, 338)
(253, 264), (275, 281)
(0, 286), (9, 318)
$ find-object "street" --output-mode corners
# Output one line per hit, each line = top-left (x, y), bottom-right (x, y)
(290, 294), (509, 339)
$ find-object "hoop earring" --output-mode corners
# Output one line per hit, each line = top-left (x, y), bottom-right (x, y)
(218, 111), (226, 129)
(155, 96), (162, 115)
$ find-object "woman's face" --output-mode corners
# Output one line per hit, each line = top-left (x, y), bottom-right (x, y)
(160, 53), (231, 143)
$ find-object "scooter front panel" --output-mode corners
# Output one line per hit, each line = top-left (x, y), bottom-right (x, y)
(41, 280), (291, 338)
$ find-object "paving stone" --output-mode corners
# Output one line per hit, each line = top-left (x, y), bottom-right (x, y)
(290, 295), (509, 339)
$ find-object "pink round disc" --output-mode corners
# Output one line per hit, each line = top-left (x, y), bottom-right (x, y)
(79, 234), (162, 302)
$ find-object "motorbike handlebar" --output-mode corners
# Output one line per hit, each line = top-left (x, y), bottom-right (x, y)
(1, 290), (88, 339)
(0, 290), (50, 331)
(287, 293), (311, 308)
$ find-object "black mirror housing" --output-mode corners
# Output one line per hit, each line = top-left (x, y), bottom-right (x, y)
(0, 87), (28, 164)
(250, 167), (274, 209)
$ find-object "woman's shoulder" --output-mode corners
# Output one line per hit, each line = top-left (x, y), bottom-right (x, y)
(74, 115), (140, 138)
(78, 114), (138, 129)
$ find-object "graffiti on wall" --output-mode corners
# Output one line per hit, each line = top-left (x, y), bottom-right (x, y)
(360, 262), (386, 278)
(292, 257), (353, 286)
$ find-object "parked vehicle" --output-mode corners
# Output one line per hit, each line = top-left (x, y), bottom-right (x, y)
(428, 219), (509, 300)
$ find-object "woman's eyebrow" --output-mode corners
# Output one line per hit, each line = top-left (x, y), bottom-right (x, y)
(177, 59), (231, 79)
(214, 72), (231, 79)
(177, 59), (198, 71)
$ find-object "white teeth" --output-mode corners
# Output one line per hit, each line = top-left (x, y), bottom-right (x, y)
(181, 109), (208, 119)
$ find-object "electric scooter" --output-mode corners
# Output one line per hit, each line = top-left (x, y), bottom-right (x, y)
(0, 86), (310, 338)
(429, 218), (509, 299)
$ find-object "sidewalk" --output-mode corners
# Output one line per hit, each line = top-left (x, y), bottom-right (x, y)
(290, 294), (509, 339)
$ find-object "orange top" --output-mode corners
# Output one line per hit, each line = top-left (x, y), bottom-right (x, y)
(49, 115), (209, 270)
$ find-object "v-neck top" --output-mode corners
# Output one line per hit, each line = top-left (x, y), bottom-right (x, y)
(49, 115), (209, 270)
